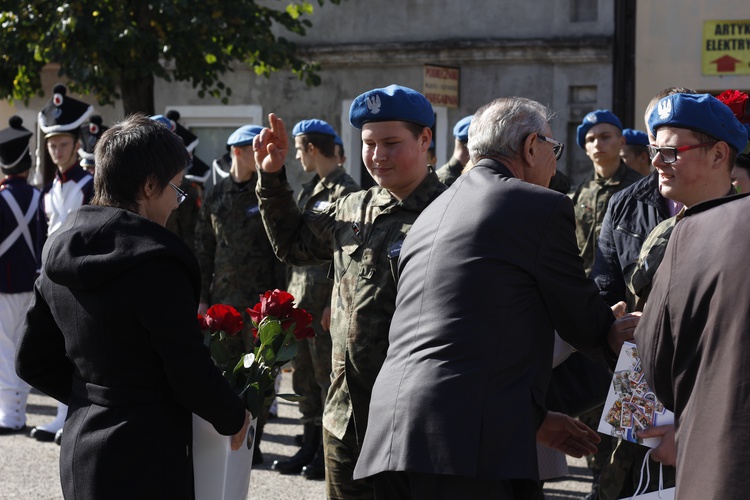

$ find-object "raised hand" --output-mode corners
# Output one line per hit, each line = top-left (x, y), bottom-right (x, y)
(253, 113), (289, 174)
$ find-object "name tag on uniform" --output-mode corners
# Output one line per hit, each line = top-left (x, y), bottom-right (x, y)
(388, 241), (403, 260)
(246, 206), (260, 217)
(313, 200), (331, 211)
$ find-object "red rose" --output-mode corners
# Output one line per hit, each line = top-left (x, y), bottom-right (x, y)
(247, 303), (263, 326)
(282, 307), (315, 341)
(204, 304), (244, 336)
(260, 289), (295, 319)
(717, 89), (749, 123)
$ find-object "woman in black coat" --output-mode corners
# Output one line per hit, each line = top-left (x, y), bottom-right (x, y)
(16, 114), (249, 499)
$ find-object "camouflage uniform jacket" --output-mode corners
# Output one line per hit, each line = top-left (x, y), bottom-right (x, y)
(570, 162), (642, 276)
(435, 157), (463, 187)
(194, 173), (280, 308)
(256, 167), (446, 441)
(287, 167), (360, 317)
(628, 186), (737, 309)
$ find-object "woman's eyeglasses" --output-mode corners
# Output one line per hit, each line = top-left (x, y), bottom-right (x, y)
(169, 182), (188, 205)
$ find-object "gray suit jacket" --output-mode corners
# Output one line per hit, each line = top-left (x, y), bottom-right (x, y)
(354, 158), (614, 481)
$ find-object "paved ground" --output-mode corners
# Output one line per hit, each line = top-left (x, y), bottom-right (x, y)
(0, 374), (594, 499)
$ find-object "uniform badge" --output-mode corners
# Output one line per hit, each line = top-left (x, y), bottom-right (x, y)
(388, 240), (403, 259)
(313, 200), (331, 211)
(658, 99), (672, 120)
(366, 94), (381, 115)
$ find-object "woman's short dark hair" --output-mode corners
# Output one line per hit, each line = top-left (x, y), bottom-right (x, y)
(92, 113), (189, 211)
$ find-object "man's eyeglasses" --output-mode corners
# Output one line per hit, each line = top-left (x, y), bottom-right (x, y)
(537, 135), (565, 161)
(646, 142), (716, 165)
(169, 182), (188, 205)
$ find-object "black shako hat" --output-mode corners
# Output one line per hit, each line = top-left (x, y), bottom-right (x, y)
(38, 83), (94, 138)
(166, 110), (199, 153)
(78, 115), (108, 168)
(0, 116), (33, 174)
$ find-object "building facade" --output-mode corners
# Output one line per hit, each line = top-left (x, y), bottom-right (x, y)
(2, 0), (641, 190)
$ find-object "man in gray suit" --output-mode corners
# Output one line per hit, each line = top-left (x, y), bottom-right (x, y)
(354, 97), (639, 500)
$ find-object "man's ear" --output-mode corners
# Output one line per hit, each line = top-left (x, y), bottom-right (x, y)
(420, 127), (433, 152)
(523, 132), (537, 165)
(710, 141), (731, 170)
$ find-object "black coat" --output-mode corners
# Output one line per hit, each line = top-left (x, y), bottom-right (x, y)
(636, 193), (750, 499)
(354, 159), (615, 481)
(16, 205), (245, 500)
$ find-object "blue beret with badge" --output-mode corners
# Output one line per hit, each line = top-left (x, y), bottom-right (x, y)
(227, 125), (264, 147)
(453, 115), (473, 142)
(648, 93), (748, 153)
(292, 119), (337, 137)
(622, 128), (649, 146)
(576, 109), (623, 149)
(349, 84), (434, 129)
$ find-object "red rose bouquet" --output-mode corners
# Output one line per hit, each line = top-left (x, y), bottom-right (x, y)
(198, 290), (315, 418)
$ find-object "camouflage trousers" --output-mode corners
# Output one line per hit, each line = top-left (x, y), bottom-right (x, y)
(323, 420), (374, 500)
(292, 321), (332, 425)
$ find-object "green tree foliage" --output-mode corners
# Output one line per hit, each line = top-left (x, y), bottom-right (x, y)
(0, 1), (339, 115)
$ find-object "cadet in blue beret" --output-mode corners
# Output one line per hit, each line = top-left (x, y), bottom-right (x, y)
(195, 121), (285, 466)
(647, 92), (748, 208)
(436, 114), (473, 186)
(571, 109), (641, 276)
(271, 117), (359, 479)
(620, 129), (651, 176)
(252, 84), (446, 498)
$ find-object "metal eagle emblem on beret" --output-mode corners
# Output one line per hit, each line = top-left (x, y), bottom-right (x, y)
(585, 113), (597, 123)
(658, 99), (672, 120)
(366, 94), (381, 115)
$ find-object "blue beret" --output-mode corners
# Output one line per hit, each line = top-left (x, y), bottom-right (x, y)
(349, 84), (434, 129)
(150, 114), (175, 131)
(452, 115), (473, 142)
(622, 129), (649, 146)
(227, 125), (264, 147)
(292, 119), (336, 137)
(576, 110), (623, 149)
(648, 93), (749, 153)
(333, 133), (343, 146)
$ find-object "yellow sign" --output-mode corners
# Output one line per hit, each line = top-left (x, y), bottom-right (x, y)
(423, 65), (460, 108)
(702, 20), (750, 75)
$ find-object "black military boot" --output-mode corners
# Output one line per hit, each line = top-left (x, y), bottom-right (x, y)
(301, 444), (325, 480)
(272, 423), (321, 474)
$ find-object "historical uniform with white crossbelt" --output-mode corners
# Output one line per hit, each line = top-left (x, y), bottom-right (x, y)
(0, 116), (45, 434)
